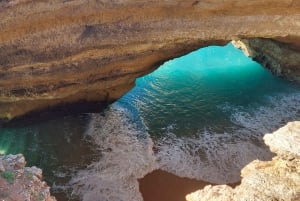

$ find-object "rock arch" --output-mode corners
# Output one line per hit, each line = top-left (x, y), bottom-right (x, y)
(0, 0), (300, 119)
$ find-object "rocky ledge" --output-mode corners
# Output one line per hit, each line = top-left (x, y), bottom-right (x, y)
(233, 39), (300, 81)
(1, 0), (300, 119)
(186, 121), (300, 201)
(0, 154), (56, 201)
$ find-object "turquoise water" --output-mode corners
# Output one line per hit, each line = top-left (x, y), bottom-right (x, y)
(116, 43), (300, 136)
(1, 43), (300, 201)
(70, 43), (300, 200)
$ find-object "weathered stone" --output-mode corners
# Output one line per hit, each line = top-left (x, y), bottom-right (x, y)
(26, 166), (43, 180)
(0, 161), (5, 172)
(0, 154), (56, 201)
(264, 121), (300, 159)
(233, 39), (300, 81)
(1, 0), (300, 119)
(186, 121), (300, 201)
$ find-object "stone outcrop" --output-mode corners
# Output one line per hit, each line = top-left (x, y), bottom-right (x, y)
(1, 0), (300, 119)
(186, 121), (300, 201)
(233, 39), (300, 81)
(0, 154), (56, 201)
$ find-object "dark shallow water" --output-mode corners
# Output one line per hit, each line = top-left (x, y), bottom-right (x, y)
(0, 114), (98, 200)
(1, 43), (300, 200)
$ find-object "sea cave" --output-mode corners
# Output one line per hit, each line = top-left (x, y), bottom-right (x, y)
(0, 1), (300, 201)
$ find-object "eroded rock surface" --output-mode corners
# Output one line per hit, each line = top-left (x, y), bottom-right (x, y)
(186, 121), (300, 201)
(1, 0), (300, 119)
(0, 154), (56, 201)
(233, 39), (300, 81)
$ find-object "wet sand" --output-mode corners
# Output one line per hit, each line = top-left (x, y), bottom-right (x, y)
(139, 169), (239, 201)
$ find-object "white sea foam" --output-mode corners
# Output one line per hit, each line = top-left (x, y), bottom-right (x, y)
(155, 92), (300, 183)
(69, 106), (157, 201)
(70, 92), (300, 199)
(229, 93), (300, 133)
(155, 130), (272, 183)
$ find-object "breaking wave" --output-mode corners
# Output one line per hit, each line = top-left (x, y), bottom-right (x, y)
(69, 106), (157, 201)
(68, 43), (300, 200)
(155, 92), (300, 183)
(70, 92), (300, 199)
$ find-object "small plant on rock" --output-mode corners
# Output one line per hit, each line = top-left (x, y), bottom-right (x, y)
(1, 170), (15, 184)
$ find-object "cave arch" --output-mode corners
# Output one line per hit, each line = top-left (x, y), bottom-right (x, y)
(1, 0), (300, 119)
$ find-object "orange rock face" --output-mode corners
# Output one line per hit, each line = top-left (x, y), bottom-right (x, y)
(0, 154), (56, 201)
(0, 0), (300, 119)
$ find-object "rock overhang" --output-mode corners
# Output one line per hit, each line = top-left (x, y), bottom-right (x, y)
(1, 0), (300, 119)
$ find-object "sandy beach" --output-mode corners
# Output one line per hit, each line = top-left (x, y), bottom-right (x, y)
(139, 169), (215, 201)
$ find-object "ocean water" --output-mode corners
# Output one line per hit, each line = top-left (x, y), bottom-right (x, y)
(1, 43), (300, 200)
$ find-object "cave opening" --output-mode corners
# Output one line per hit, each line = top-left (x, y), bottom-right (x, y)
(68, 42), (300, 201)
(1, 42), (300, 201)
(115, 42), (300, 201)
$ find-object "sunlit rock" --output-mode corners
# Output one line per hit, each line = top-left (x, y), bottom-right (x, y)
(186, 121), (300, 201)
(0, 154), (56, 201)
(1, 1), (300, 119)
(233, 39), (300, 81)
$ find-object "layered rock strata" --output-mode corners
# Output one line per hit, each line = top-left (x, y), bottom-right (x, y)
(186, 121), (300, 201)
(0, 154), (56, 201)
(233, 39), (300, 81)
(1, 0), (300, 119)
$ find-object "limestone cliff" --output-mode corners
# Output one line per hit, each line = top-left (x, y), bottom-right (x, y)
(233, 39), (300, 81)
(0, 154), (56, 201)
(186, 121), (300, 201)
(1, 0), (300, 119)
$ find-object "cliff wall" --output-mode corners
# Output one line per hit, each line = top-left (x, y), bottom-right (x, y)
(1, 0), (300, 119)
